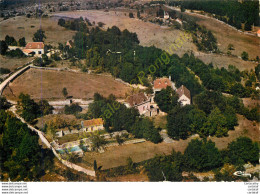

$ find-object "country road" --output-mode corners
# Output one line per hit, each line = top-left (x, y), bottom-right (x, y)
(0, 64), (31, 95)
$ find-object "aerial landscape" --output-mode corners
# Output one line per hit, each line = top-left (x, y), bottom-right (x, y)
(0, 0), (259, 184)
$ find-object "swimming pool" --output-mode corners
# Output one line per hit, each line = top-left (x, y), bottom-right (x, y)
(57, 145), (83, 154)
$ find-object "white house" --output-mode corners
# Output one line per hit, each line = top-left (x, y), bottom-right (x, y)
(23, 42), (45, 57)
(176, 85), (191, 106)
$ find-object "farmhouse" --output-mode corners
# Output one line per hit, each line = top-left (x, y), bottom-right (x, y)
(81, 118), (104, 132)
(176, 85), (191, 106)
(153, 77), (176, 93)
(23, 42), (45, 56)
(125, 92), (150, 115)
(257, 29), (260, 38)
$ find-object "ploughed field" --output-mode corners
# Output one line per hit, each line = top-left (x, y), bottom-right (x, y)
(3, 68), (130, 100)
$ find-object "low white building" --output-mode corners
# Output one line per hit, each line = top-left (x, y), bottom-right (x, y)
(23, 42), (45, 57)
(176, 85), (191, 106)
(81, 118), (104, 132)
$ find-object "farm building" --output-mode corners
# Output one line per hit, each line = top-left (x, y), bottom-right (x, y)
(176, 85), (191, 106)
(153, 77), (176, 93)
(81, 118), (104, 132)
(23, 42), (45, 56)
(125, 92), (151, 115)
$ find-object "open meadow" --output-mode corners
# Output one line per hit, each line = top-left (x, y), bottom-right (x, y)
(81, 114), (259, 170)
(3, 68), (131, 100)
(53, 9), (258, 71)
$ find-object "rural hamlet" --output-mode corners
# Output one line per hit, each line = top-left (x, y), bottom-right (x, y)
(0, 0), (259, 193)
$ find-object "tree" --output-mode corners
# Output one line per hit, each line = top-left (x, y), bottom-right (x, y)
(62, 87), (68, 98)
(64, 103), (82, 115)
(154, 86), (179, 113)
(94, 160), (97, 171)
(188, 108), (207, 135)
(184, 139), (222, 171)
(38, 100), (53, 115)
(137, 10), (140, 19)
(5, 35), (17, 46)
(129, 12), (134, 18)
(201, 107), (228, 137)
(90, 134), (107, 151)
(228, 44), (234, 50)
(18, 93), (41, 123)
(18, 37), (26, 47)
(33, 57), (44, 67)
(33, 29), (46, 42)
(0, 40), (8, 55)
(0, 96), (11, 110)
(241, 51), (249, 61)
(226, 137), (259, 165)
(167, 105), (194, 140)
(58, 18), (66, 26)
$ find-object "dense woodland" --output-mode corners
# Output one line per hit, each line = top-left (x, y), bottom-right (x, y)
(0, 97), (54, 181)
(144, 137), (259, 181)
(169, 0), (259, 30)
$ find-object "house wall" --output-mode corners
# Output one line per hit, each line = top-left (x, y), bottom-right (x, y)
(137, 101), (150, 115)
(28, 48), (45, 56)
(178, 95), (191, 106)
(84, 124), (104, 132)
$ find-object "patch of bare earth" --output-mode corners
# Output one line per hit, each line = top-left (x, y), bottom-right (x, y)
(3, 68), (131, 101)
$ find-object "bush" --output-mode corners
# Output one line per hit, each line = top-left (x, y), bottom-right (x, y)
(241, 51), (249, 61)
(64, 103), (82, 115)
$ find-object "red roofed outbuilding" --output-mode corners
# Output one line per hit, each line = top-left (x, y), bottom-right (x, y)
(23, 42), (45, 56)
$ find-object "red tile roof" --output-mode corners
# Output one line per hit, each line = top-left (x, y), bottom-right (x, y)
(22, 49), (34, 54)
(154, 78), (172, 89)
(25, 42), (44, 49)
(126, 93), (148, 106)
(176, 85), (191, 100)
(82, 118), (103, 127)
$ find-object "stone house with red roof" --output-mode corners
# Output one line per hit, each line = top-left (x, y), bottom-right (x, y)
(81, 118), (104, 132)
(125, 93), (151, 116)
(23, 42), (45, 57)
(153, 76), (176, 93)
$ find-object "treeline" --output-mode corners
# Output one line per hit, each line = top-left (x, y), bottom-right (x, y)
(166, 89), (259, 140)
(17, 93), (53, 123)
(0, 97), (54, 181)
(78, 93), (162, 143)
(145, 137), (259, 181)
(182, 53), (253, 97)
(0, 35), (26, 57)
(169, 0), (259, 30)
(58, 17), (89, 32)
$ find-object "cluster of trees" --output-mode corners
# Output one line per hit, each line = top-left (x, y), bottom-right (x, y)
(145, 137), (259, 181)
(0, 35), (26, 57)
(0, 109), (54, 181)
(170, 0), (259, 30)
(183, 19), (218, 52)
(64, 103), (82, 115)
(17, 93), (53, 123)
(86, 93), (162, 143)
(58, 17), (89, 32)
(182, 53), (251, 97)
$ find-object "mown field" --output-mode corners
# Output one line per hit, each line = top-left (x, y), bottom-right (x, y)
(3, 68), (131, 100)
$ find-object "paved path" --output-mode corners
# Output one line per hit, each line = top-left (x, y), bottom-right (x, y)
(0, 64), (31, 95)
